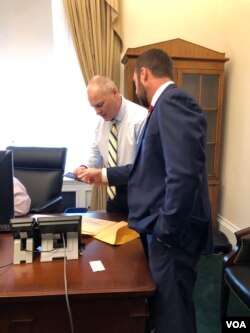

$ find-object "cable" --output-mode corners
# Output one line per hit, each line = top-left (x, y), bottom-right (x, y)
(25, 248), (57, 253)
(12, 234), (76, 332)
(0, 262), (13, 279)
(62, 233), (74, 333)
(0, 262), (13, 269)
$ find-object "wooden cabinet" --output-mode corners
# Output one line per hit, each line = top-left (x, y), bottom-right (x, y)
(122, 38), (229, 229)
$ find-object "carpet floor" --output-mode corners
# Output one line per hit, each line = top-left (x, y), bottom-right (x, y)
(194, 254), (250, 333)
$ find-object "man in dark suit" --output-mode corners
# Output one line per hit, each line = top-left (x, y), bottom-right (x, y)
(80, 48), (213, 333)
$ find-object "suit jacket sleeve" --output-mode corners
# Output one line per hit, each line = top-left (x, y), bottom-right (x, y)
(153, 90), (208, 246)
(107, 164), (131, 186)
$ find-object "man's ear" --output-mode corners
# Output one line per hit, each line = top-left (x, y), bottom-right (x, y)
(140, 67), (149, 83)
(111, 86), (118, 95)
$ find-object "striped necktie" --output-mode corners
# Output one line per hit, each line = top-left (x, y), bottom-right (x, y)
(107, 122), (118, 200)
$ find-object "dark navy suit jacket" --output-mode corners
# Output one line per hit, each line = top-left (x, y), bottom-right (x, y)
(108, 84), (213, 255)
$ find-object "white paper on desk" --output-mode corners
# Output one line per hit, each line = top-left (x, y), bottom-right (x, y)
(81, 217), (116, 235)
(89, 260), (105, 272)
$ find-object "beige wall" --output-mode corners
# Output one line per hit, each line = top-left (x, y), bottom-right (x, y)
(121, 0), (250, 244)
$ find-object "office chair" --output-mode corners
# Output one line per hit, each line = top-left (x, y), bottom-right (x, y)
(221, 227), (250, 316)
(7, 146), (67, 214)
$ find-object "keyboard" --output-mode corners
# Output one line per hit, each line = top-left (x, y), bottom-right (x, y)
(0, 223), (11, 233)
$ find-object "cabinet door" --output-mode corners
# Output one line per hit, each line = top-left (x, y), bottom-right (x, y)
(177, 69), (224, 179)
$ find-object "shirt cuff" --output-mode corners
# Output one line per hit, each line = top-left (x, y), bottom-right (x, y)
(102, 168), (108, 182)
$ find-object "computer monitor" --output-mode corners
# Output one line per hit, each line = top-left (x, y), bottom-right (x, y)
(0, 150), (14, 228)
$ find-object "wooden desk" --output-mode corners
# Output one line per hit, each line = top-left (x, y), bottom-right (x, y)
(0, 212), (155, 333)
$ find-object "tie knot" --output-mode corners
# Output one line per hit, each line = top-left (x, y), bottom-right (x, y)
(110, 122), (118, 135)
(148, 105), (154, 115)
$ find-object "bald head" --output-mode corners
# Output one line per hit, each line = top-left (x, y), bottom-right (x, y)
(87, 75), (117, 95)
(87, 75), (122, 121)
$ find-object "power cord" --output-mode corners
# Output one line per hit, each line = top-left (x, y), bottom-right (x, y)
(0, 262), (13, 269)
(3, 236), (76, 332)
(62, 233), (74, 333)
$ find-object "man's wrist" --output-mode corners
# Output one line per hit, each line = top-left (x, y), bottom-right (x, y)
(102, 168), (108, 182)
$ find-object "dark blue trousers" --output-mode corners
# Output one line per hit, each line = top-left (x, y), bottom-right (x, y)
(146, 234), (200, 333)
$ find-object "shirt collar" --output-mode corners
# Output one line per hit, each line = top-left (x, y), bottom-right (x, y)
(112, 95), (125, 123)
(151, 81), (174, 107)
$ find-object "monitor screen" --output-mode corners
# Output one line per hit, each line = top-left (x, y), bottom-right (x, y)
(0, 150), (14, 227)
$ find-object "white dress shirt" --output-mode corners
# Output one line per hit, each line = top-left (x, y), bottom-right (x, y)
(83, 96), (147, 168)
(151, 81), (175, 107)
(13, 177), (31, 216)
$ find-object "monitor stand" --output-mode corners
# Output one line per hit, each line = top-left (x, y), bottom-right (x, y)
(13, 238), (33, 264)
(40, 232), (79, 262)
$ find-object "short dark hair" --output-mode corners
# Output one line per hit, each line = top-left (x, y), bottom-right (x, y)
(134, 48), (173, 80)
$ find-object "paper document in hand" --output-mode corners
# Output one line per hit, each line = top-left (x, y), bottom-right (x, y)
(81, 218), (116, 236)
(93, 221), (140, 245)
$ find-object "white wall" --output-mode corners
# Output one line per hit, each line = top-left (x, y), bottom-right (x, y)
(0, 0), (97, 172)
(121, 0), (250, 245)
(0, 0), (54, 147)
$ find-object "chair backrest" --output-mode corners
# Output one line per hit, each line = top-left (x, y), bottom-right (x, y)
(6, 146), (67, 213)
(221, 227), (250, 316)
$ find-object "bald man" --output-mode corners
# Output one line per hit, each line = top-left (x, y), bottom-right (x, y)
(74, 75), (147, 213)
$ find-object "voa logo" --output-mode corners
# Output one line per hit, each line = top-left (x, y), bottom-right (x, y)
(226, 320), (247, 328)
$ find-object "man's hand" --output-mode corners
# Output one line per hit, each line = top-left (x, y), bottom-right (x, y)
(75, 167), (106, 185)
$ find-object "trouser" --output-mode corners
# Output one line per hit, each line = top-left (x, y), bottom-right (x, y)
(146, 234), (200, 333)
